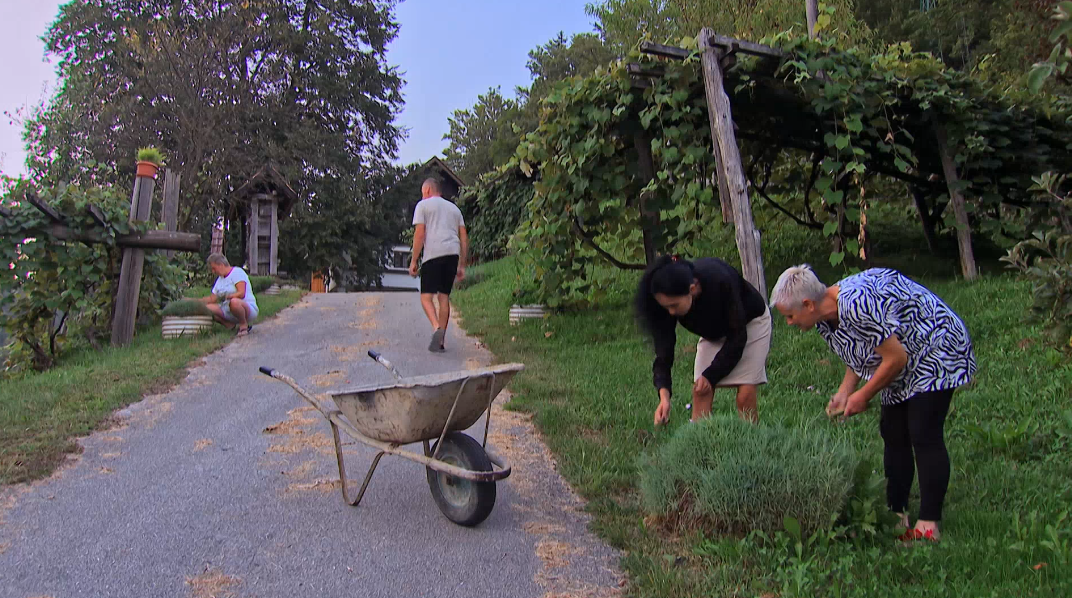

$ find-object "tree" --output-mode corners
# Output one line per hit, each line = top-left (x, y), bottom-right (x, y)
(23, 0), (406, 282)
(858, 0), (1055, 82)
(442, 32), (618, 184)
(585, 0), (867, 51)
(442, 87), (523, 184)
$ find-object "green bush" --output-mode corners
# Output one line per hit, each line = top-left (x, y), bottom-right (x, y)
(1001, 172), (1072, 348)
(160, 299), (212, 317)
(249, 276), (276, 294)
(638, 416), (858, 536)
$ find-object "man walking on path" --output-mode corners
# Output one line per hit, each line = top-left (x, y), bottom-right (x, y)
(409, 178), (468, 352)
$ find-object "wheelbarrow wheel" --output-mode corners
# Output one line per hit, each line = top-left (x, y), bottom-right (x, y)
(426, 432), (496, 527)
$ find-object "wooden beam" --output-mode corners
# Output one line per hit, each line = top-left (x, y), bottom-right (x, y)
(111, 175), (156, 347)
(699, 28), (767, 298)
(707, 34), (786, 59)
(87, 204), (108, 229)
(639, 41), (691, 60)
(627, 63), (665, 78)
(162, 169), (181, 258)
(118, 230), (201, 252)
(934, 122), (978, 280)
(26, 193), (64, 223)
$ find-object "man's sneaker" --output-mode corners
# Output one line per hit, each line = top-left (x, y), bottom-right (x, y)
(429, 329), (446, 352)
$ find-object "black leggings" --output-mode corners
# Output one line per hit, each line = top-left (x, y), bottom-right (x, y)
(879, 389), (955, 522)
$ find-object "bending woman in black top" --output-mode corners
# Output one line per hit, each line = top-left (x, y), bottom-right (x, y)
(635, 255), (773, 424)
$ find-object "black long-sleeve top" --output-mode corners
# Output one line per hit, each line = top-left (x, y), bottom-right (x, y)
(650, 258), (767, 394)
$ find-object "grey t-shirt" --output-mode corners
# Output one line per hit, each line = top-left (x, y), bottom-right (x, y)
(412, 196), (464, 262)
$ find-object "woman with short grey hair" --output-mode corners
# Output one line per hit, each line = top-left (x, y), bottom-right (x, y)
(769, 265), (976, 543)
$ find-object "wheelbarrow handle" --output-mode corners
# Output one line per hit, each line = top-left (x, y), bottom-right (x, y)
(259, 366), (275, 377)
(367, 350), (404, 382)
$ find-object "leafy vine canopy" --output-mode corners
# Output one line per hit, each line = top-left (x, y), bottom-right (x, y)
(488, 30), (1072, 306)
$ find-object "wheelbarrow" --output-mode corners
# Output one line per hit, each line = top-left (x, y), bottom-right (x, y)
(259, 351), (524, 526)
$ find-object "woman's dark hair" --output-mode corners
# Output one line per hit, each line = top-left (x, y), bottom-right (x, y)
(634, 254), (695, 336)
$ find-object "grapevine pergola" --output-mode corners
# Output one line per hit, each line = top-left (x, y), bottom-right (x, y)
(500, 29), (1072, 304)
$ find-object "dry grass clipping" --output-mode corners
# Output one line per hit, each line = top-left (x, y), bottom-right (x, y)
(193, 439), (213, 452)
(185, 566), (241, 598)
(310, 370), (347, 388)
(330, 340), (386, 362)
(263, 406), (334, 455)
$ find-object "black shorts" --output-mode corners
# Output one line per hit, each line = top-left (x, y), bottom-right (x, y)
(420, 255), (459, 295)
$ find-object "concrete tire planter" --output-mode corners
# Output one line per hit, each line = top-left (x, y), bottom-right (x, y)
(161, 315), (214, 339)
(509, 304), (548, 325)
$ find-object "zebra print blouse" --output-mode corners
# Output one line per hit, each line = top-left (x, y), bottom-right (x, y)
(816, 269), (977, 406)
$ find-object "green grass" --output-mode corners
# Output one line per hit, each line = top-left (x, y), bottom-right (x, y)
(453, 220), (1072, 597)
(0, 290), (303, 484)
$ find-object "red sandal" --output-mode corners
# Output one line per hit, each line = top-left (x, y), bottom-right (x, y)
(898, 527), (940, 545)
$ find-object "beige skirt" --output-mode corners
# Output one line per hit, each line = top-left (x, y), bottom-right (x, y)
(693, 307), (772, 387)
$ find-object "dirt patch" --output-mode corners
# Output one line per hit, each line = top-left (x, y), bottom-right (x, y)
(487, 390), (624, 597)
(98, 467), (115, 475)
(185, 566), (242, 598)
(263, 406), (334, 455)
(0, 493), (16, 525)
(100, 435), (124, 443)
(193, 439), (213, 452)
(101, 452), (122, 459)
(310, 370), (348, 388)
(330, 340), (387, 362)
(579, 427), (608, 447)
(0, 541), (10, 554)
(537, 540), (580, 569)
(284, 477), (356, 495)
(282, 461), (317, 478)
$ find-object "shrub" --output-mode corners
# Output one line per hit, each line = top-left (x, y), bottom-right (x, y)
(249, 276), (276, 294)
(160, 299), (212, 317)
(638, 416), (857, 536)
(1001, 172), (1072, 348)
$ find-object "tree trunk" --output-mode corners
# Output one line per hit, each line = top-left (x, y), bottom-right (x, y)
(911, 187), (939, 254)
(934, 122), (978, 280)
(634, 131), (660, 265)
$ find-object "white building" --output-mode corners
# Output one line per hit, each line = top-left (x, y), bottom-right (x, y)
(380, 244), (420, 291)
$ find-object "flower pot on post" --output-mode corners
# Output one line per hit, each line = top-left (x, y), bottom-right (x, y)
(135, 160), (160, 178)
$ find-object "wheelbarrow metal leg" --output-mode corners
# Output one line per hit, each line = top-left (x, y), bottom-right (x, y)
(482, 372), (498, 448)
(432, 374), (478, 460)
(332, 419), (385, 507)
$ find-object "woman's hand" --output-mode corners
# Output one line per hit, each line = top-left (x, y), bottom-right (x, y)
(826, 391), (849, 419)
(654, 397), (671, 426)
(842, 391), (871, 418)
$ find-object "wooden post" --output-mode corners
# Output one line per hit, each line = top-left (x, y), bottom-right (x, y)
(269, 198), (279, 276)
(694, 49), (734, 224)
(162, 169), (181, 258)
(248, 198), (260, 275)
(110, 174), (156, 347)
(633, 131), (660, 264)
(698, 28), (767, 298)
(806, 0), (819, 39)
(934, 122), (978, 280)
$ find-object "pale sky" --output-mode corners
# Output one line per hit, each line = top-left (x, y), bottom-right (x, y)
(0, 0), (597, 178)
